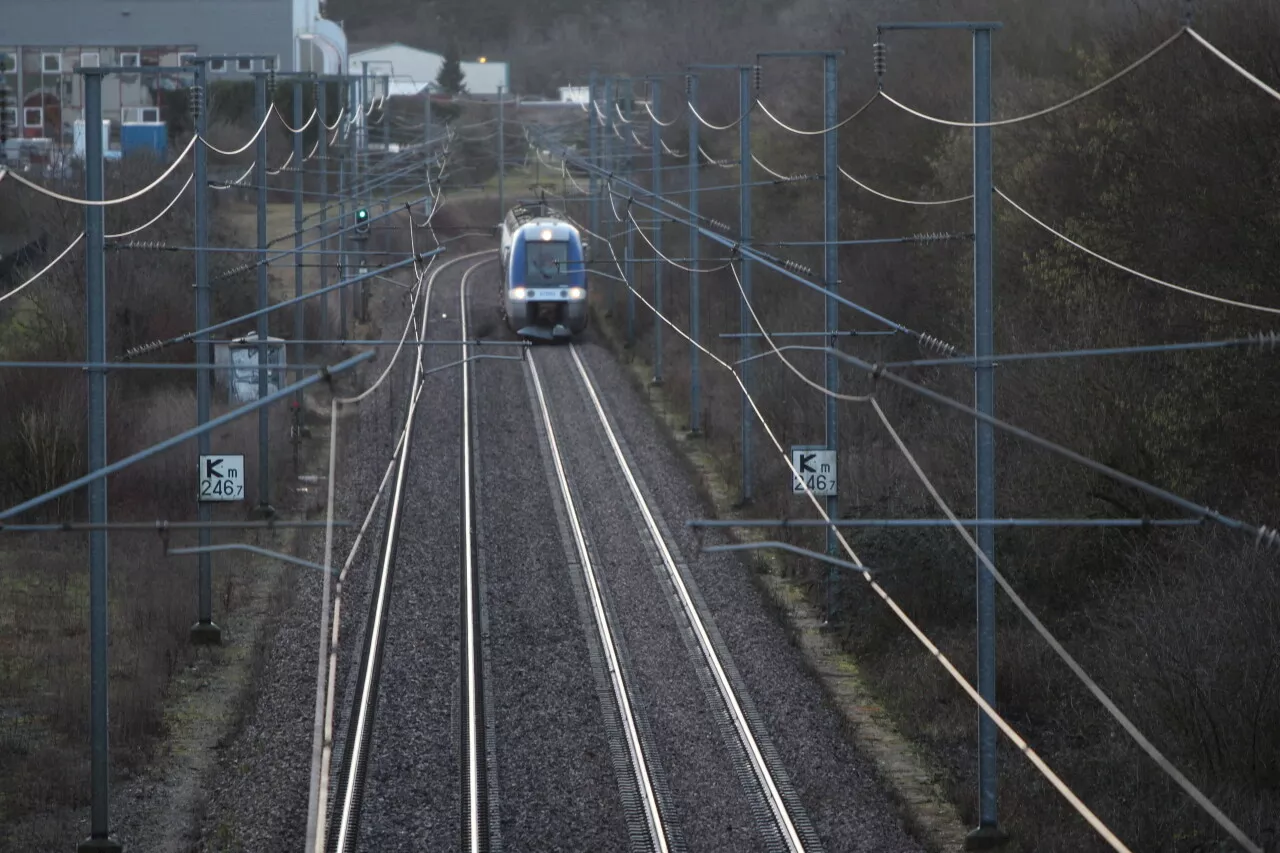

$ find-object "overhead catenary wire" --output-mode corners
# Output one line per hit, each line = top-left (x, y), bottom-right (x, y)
(1, 136), (198, 205)
(867, 397), (1264, 853)
(590, 79), (1273, 838)
(199, 106), (277, 157)
(879, 28), (1186, 128)
(1, 170), (196, 305)
(754, 91), (877, 136)
(997, 188), (1280, 314)
(563, 208), (1134, 852)
(273, 103), (319, 135)
(839, 166), (972, 206)
(724, 254), (1265, 850)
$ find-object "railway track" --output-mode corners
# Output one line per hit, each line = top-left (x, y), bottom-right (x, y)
(525, 344), (680, 851)
(324, 252), (819, 852)
(459, 257), (500, 852)
(324, 252), (498, 853)
(524, 341), (822, 853)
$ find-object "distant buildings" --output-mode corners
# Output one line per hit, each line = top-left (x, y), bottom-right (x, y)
(347, 43), (510, 98)
(0, 0), (348, 151)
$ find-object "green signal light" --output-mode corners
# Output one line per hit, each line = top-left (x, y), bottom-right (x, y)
(354, 207), (370, 234)
(356, 208), (368, 220)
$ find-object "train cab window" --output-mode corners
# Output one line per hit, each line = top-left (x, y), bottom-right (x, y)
(526, 240), (569, 282)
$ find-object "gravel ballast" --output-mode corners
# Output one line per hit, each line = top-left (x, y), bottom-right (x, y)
(467, 273), (634, 851)
(191, 265), (422, 852)
(187, 249), (933, 853)
(341, 262), (474, 853)
(532, 344), (776, 852)
(567, 337), (929, 852)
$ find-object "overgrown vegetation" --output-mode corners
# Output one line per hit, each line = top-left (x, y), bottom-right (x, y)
(0, 137), (333, 848)
(331, 0), (1280, 848)
(3, 0), (1277, 849)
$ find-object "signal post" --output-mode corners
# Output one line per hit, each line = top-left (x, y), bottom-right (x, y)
(353, 205), (370, 321)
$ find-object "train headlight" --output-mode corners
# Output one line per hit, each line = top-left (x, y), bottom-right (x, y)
(540, 229), (553, 241)
(567, 287), (585, 300)
(511, 286), (527, 300)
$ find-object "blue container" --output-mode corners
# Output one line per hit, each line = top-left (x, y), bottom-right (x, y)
(120, 122), (168, 158)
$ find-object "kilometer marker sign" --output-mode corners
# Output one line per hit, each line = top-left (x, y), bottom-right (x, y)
(199, 454), (246, 502)
(790, 446), (837, 497)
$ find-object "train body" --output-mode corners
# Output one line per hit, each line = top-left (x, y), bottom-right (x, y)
(499, 203), (588, 340)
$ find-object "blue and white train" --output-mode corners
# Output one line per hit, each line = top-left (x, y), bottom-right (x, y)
(498, 203), (589, 340)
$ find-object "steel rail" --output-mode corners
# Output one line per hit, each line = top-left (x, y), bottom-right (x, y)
(567, 343), (808, 852)
(525, 350), (671, 853)
(459, 258), (495, 852)
(328, 251), (480, 853)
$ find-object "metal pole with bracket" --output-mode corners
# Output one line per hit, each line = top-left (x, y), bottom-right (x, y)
(498, 84), (506, 223)
(293, 79), (306, 426)
(623, 80), (636, 346)
(78, 64), (123, 853)
(739, 65), (753, 504)
(588, 68), (599, 260)
(970, 25), (1001, 845)
(317, 79), (329, 341)
(875, 20), (1008, 847)
(649, 78), (663, 383)
(687, 72), (702, 436)
(253, 71), (274, 516)
(822, 52), (840, 616)
(190, 58), (221, 646)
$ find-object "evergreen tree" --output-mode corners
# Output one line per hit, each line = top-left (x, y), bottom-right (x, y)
(436, 41), (467, 96)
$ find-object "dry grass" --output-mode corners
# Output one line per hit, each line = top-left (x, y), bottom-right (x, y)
(0, 151), (322, 847)
(0, 393), (289, 842)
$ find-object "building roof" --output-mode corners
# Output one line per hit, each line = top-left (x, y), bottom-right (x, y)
(349, 41), (437, 58)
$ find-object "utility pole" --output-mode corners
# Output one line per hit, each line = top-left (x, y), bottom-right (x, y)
(498, 84), (505, 220)
(189, 58), (221, 646)
(686, 71), (702, 436)
(382, 75), (390, 154)
(738, 65), (753, 505)
(293, 79), (306, 434)
(603, 75), (615, 316)
(253, 71), (274, 517)
(970, 24), (1002, 849)
(361, 62), (370, 194)
(588, 68), (599, 258)
(337, 78), (348, 339)
(822, 53), (840, 615)
(424, 84), (433, 204)
(876, 21), (1007, 847)
(649, 78), (663, 384)
(358, 68), (370, 323)
(685, 62), (751, 483)
(77, 65), (122, 853)
(623, 79), (636, 346)
(317, 79), (329, 341)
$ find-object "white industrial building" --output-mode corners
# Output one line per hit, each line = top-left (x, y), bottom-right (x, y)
(347, 43), (510, 97)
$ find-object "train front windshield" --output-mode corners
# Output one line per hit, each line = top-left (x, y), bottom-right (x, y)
(525, 240), (571, 283)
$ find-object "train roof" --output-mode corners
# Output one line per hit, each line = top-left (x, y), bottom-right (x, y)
(506, 201), (575, 229)
(509, 214), (579, 240)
